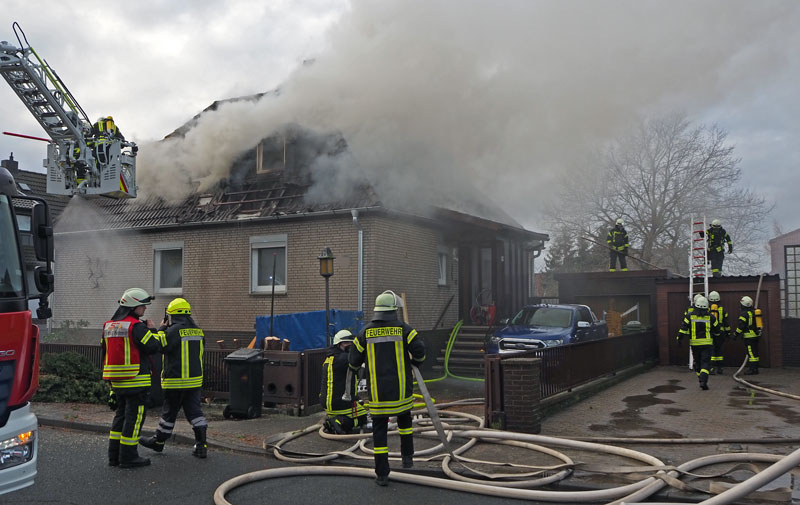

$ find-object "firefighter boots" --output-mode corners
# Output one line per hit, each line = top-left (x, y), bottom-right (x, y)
(139, 432), (168, 453)
(192, 426), (207, 458)
(375, 475), (389, 487)
(744, 367), (759, 375)
(108, 439), (120, 467)
(119, 444), (151, 468)
(402, 455), (413, 469)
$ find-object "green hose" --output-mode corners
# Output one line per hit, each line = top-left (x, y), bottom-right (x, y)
(421, 320), (484, 384)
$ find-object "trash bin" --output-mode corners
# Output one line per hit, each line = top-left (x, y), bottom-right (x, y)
(223, 348), (265, 419)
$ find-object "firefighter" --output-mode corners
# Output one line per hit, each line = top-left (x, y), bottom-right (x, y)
(320, 329), (367, 434)
(607, 218), (629, 272)
(708, 291), (730, 374)
(348, 291), (426, 486)
(735, 295), (762, 375)
(139, 298), (209, 458)
(705, 219), (732, 277)
(102, 288), (165, 468)
(90, 115), (125, 165)
(676, 295), (720, 390)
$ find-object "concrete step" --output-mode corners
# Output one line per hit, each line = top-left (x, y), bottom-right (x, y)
(436, 355), (484, 365)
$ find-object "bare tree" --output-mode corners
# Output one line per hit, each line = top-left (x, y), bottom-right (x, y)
(547, 112), (771, 275)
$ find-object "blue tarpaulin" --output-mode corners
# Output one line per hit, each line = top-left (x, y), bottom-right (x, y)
(255, 310), (365, 351)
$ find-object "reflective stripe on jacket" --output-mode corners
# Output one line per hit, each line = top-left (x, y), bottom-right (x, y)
(161, 316), (205, 389)
(320, 345), (366, 417)
(678, 310), (719, 346)
(706, 227), (732, 253)
(102, 315), (164, 391)
(102, 316), (140, 380)
(736, 309), (759, 339)
(607, 227), (629, 251)
(348, 316), (425, 416)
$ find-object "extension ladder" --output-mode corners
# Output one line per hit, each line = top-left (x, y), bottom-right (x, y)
(687, 217), (709, 369)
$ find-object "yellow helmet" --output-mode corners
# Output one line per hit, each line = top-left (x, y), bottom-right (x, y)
(166, 297), (191, 315)
(119, 288), (153, 307)
(106, 115), (114, 121)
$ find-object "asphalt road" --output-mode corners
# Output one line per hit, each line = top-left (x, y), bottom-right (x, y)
(1, 427), (551, 505)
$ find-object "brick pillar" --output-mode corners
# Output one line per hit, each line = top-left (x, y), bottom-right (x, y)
(501, 357), (541, 433)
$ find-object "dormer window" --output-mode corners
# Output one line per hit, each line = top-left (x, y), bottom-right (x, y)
(255, 137), (287, 175)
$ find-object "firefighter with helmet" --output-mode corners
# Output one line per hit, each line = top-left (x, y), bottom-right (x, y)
(677, 295), (721, 390)
(90, 115), (125, 166)
(707, 291), (730, 374)
(735, 295), (762, 375)
(349, 290), (426, 486)
(705, 219), (732, 277)
(140, 298), (209, 458)
(320, 329), (367, 434)
(607, 218), (629, 272)
(103, 288), (165, 468)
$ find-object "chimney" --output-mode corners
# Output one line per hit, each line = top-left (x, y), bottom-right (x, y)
(1, 153), (19, 175)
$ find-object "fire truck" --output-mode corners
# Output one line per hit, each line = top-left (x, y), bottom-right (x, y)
(0, 165), (53, 494)
(0, 22), (138, 198)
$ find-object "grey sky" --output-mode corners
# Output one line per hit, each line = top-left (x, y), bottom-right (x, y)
(1, 0), (798, 239)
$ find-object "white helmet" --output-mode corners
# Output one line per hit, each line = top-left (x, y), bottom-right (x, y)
(693, 293), (702, 303)
(708, 291), (720, 303)
(741, 296), (753, 308)
(333, 329), (354, 346)
(374, 290), (402, 312)
(694, 295), (709, 310)
(711, 219), (721, 227)
(615, 218), (624, 226)
(119, 288), (153, 307)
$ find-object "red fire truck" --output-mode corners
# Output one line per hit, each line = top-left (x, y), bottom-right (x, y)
(0, 165), (53, 494)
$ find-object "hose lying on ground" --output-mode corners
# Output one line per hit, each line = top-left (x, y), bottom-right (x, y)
(216, 361), (800, 505)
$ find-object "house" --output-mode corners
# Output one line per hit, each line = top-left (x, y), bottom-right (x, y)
(769, 228), (800, 318)
(50, 103), (549, 345)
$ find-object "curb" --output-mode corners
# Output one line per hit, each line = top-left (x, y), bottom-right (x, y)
(37, 416), (268, 457)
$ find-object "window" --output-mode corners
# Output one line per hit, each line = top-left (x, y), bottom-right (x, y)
(437, 247), (448, 286)
(251, 234), (287, 294)
(153, 242), (183, 295)
(786, 245), (800, 317)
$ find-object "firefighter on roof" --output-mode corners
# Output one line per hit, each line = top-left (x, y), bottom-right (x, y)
(705, 219), (732, 277)
(320, 329), (367, 434)
(349, 291), (425, 487)
(677, 295), (721, 390)
(607, 218), (629, 272)
(103, 288), (165, 468)
(139, 298), (209, 458)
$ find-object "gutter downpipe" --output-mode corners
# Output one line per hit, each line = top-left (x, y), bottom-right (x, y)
(351, 209), (363, 313)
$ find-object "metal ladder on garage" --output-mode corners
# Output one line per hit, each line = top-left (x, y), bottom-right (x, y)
(688, 217), (709, 369)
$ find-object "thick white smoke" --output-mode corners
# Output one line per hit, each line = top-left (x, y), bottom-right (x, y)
(135, 0), (799, 228)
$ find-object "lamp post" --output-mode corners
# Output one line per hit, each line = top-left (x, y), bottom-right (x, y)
(318, 247), (335, 346)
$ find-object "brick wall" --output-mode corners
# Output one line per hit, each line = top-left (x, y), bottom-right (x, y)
(52, 212), (459, 336)
(501, 357), (541, 433)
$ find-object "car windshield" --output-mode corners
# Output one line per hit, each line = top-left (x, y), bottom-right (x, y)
(511, 307), (572, 328)
(0, 195), (24, 298)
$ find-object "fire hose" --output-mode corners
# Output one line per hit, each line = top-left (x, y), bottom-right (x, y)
(214, 362), (800, 504)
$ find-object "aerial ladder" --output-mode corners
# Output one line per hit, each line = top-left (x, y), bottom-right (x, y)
(0, 22), (136, 198)
(687, 217), (709, 369)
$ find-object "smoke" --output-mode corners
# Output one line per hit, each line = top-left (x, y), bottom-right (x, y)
(135, 0), (799, 228)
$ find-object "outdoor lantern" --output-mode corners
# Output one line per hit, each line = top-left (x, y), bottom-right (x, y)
(318, 247), (335, 277)
(318, 247), (335, 346)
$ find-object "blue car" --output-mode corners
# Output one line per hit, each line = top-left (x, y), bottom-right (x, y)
(486, 304), (608, 354)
